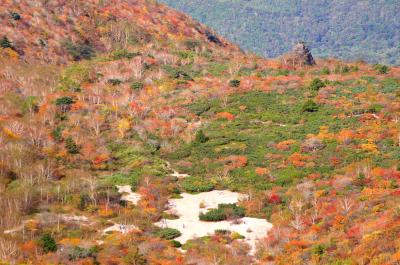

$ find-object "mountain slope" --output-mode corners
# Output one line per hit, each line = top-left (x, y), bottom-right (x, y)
(0, 0), (236, 63)
(0, 0), (399, 264)
(160, 0), (400, 65)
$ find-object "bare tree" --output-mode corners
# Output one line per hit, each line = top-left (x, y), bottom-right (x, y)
(84, 176), (97, 206)
(340, 197), (354, 214)
(0, 237), (18, 261)
(289, 199), (304, 231)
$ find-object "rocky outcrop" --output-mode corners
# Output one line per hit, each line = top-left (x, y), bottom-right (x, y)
(281, 42), (316, 67)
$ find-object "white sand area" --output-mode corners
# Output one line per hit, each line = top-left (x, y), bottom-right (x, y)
(155, 190), (273, 254)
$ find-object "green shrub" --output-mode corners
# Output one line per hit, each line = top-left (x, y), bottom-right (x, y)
(21, 96), (38, 113)
(311, 244), (326, 256)
(9, 11), (21, 20)
(199, 208), (226, 221)
(55, 96), (75, 112)
(59, 63), (94, 92)
(199, 203), (245, 221)
(368, 104), (383, 113)
(65, 137), (80, 154)
(274, 69), (290, 76)
(374, 64), (390, 74)
(208, 63), (228, 77)
(0, 36), (13, 49)
(218, 203), (246, 219)
(111, 49), (140, 60)
(107, 78), (122, 86)
(62, 39), (95, 61)
(39, 234), (57, 253)
(320, 67), (330, 75)
(229, 79), (240, 87)
(77, 194), (90, 211)
(176, 50), (195, 60)
(188, 101), (211, 116)
(309, 78), (325, 91)
(103, 172), (139, 190)
(171, 240), (182, 248)
(302, 100), (319, 112)
(55, 96), (74, 106)
(131, 81), (144, 90)
(194, 130), (209, 143)
(52, 126), (64, 142)
(182, 177), (214, 193)
(156, 228), (181, 240)
(341, 65), (350, 73)
(68, 246), (98, 261)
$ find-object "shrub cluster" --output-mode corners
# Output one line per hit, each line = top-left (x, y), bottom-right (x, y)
(182, 177), (214, 193)
(39, 234), (57, 253)
(62, 39), (95, 61)
(302, 100), (319, 112)
(131, 81), (144, 90)
(194, 130), (209, 143)
(0, 36), (13, 49)
(309, 78), (325, 91)
(65, 137), (80, 154)
(156, 228), (181, 240)
(199, 203), (245, 221)
(107, 78), (123, 86)
(229, 79), (240, 87)
(374, 64), (390, 74)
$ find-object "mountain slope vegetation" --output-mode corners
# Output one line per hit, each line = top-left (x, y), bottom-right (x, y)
(160, 0), (400, 65)
(0, 0), (399, 264)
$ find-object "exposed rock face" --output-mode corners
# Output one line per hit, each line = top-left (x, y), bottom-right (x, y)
(293, 43), (315, 65)
(281, 42), (316, 67)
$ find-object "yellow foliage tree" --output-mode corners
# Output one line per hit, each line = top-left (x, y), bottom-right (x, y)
(118, 118), (131, 138)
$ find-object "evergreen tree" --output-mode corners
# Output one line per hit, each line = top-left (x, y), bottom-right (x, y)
(65, 137), (80, 154)
(0, 36), (13, 49)
(39, 234), (57, 253)
(195, 130), (208, 143)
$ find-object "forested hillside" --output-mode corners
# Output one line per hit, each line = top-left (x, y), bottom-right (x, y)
(161, 0), (400, 65)
(0, 0), (399, 264)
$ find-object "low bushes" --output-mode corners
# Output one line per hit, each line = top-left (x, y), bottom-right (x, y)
(62, 39), (95, 61)
(182, 177), (214, 193)
(0, 36), (13, 49)
(302, 100), (319, 112)
(199, 203), (245, 221)
(229, 79), (240, 87)
(309, 78), (325, 91)
(156, 228), (181, 240)
(374, 64), (390, 74)
(131, 81), (144, 90)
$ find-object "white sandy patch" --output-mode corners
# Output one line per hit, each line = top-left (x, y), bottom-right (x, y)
(61, 214), (90, 223)
(166, 161), (190, 179)
(102, 223), (139, 235)
(117, 185), (141, 204)
(155, 190), (273, 254)
(170, 171), (190, 179)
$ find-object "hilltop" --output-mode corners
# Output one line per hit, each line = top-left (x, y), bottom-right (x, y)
(160, 0), (400, 65)
(0, 0), (399, 264)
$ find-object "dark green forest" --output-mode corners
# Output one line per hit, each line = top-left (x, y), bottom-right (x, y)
(161, 0), (400, 65)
